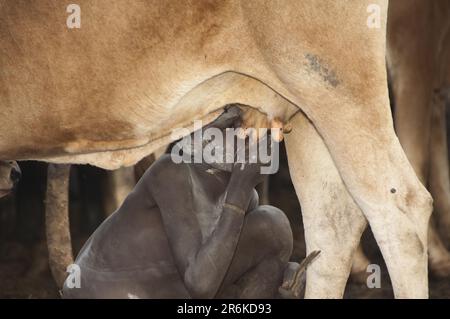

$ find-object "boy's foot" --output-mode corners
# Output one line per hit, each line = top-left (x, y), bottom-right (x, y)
(278, 251), (320, 299)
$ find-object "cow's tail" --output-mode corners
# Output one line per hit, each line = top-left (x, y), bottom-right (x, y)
(45, 164), (74, 289)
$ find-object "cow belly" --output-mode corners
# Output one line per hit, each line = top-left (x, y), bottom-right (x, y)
(5, 72), (297, 169)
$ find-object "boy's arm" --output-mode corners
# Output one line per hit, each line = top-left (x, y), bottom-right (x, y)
(147, 156), (261, 298)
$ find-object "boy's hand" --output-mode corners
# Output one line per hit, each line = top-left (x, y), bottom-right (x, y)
(232, 134), (276, 187)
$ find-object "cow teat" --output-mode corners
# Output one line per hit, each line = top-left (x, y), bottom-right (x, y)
(238, 105), (290, 142)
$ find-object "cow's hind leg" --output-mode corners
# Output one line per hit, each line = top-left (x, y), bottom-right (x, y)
(289, 98), (433, 298)
(287, 94), (432, 298)
(275, 50), (432, 298)
(285, 113), (367, 298)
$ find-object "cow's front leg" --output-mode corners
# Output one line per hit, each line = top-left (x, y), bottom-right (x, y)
(46, 164), (73, 288)
(285, 113), (367, 298)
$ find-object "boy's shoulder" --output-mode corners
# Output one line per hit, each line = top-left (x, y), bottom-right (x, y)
(144, 154), (191, 184)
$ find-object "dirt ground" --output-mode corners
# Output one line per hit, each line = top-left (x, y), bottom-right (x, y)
(0, 149), (449, 299)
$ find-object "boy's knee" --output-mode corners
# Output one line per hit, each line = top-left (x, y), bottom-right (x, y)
(246, 205), (293, 262)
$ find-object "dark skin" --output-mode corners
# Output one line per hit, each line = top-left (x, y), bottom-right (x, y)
(63, 110), (311, 299)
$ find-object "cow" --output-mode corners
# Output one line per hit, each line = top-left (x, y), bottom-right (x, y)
(0, 0), (432, 298)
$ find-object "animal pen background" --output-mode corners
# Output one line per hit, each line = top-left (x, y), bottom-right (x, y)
(1, 139), (450, 299)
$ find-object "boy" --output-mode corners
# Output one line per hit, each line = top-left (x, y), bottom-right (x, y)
(63, 107), (315, 298)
